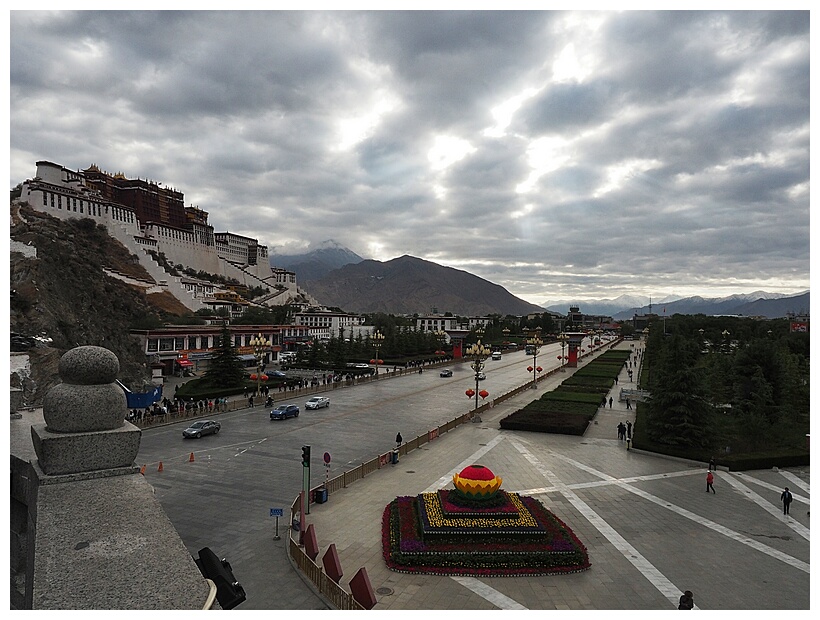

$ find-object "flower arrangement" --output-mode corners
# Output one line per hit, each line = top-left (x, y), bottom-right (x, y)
(382, 464), (590, 576)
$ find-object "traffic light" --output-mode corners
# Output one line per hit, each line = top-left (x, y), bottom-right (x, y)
(301, 445), (311, 467)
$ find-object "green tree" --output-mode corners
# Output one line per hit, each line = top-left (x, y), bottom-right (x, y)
(644, 333), (712, 447)
(204, 324), (246, 387)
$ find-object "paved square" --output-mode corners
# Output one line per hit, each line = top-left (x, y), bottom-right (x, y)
(301, 404), (810, 610)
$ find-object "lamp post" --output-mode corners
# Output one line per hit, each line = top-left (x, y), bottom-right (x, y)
(465, 336), (491, 412)
(371, 330), (385, 377)
(556, 332), (569, 372)
(249, 333), (271, 397)
(434, 329), (448, 357)
(526, 335), (543, 389)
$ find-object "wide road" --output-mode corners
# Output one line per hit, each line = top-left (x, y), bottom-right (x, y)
(136, 342), (580, 609)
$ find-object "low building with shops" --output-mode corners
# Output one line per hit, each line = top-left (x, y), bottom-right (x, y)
(130, 324), (311, 377)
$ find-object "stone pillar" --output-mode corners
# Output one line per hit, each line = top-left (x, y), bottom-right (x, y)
(11, 345), (213, 609)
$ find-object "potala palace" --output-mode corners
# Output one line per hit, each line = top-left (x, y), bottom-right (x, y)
(18, 160), (317, 313)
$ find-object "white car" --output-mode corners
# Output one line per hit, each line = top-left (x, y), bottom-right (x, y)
(305, 396), (330, 410)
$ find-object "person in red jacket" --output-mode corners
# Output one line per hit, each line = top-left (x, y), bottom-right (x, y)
(706, 471), (715, 493)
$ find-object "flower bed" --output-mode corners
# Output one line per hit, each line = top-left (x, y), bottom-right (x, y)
(383, 493), (590, 576)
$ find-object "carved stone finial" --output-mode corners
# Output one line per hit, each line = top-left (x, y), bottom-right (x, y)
(33, 346), (139, 476)
(42, 346), (127, 433)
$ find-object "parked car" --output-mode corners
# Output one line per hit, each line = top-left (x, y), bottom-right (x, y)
(477, 372), (486, 380)
(305, 396), (330, 410)
(491, 351), (502, 360)
(439, 369), (453, 377)
(269, 370), (287, 377)
(270, 404), (300, 420)
(182, 420), (221, 438)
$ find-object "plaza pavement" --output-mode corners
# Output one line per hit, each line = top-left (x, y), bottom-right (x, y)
(294, 347), (811, 611)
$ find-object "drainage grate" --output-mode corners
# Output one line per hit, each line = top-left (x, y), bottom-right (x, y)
(376, 587), (394, 596)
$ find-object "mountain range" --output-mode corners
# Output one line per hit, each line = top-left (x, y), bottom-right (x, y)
(271, 242), (808, 320)
(270, 240), (364, 283)
(301, 254), (545, 316)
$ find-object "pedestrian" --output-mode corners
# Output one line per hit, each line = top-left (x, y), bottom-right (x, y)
(706, 471), (715, 493)
(626, 421), (633, 439)
(601, 397), (607, 408)
(615, 376), (618, 385)
(708, 456), (716, 471)
(395, 432), (403, 448)
(781, 487), (793, 515)
(678, 590), (694, 610)
(626, 399), (632, 410)
(248, 395), (254, 408)
(617, 422), (625, 440)
(609, 396), (613, 408)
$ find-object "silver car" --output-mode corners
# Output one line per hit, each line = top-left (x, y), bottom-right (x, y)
(305, 396), (330, 409)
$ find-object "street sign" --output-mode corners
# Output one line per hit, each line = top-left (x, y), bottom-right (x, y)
(323, 452), (331, 464)
(270, 508), (284, 517)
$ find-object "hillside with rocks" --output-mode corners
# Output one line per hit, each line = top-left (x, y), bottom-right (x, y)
(10, 203), (190, 407)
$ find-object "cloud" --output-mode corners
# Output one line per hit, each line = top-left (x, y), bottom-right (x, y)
(9, 9), (810, 306)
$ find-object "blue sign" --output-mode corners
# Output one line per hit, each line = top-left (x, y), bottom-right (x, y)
(270, 508), (284, 517)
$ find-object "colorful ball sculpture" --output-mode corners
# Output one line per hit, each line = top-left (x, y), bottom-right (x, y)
(452, 464), (502, 500)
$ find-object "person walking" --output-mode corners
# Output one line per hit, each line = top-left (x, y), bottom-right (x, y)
(678, 590), (694, 610)
(626, 421), (633, 439)
(706, 471), (715, 493)
(395, 432), (403, 449)
(609, 396), (613, 408)
(708, 456), (716, 471)
(781, 487), (793, 515)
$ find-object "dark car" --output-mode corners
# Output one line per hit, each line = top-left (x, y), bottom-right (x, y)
(439, 369), (453, 377)
(270, 404), (300, 420)
(183, 420), (221, 438)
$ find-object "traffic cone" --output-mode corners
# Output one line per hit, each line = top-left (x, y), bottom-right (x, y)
(140, 464), (146, 475)
(189, 452), (195, 462)
(158, 461), (164, 472)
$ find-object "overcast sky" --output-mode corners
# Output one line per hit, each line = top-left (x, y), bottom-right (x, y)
(8, 9), (811, 307)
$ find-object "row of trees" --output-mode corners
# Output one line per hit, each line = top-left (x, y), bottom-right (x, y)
(642, 315), (809, 453)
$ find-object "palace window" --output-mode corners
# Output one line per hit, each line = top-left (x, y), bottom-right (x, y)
(147, 339), (159, 353)
(43, 192), (47, 206)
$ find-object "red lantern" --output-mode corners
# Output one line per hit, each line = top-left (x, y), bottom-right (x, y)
(479, 389), (489, 400)
(376, 359), (383, 365)
(465, 389), (475, 398)
(369, 359), (376, 364)
(527, 366), (533, 373)
(260, 374), (268, 381)
(250, 373), (258, 380)
(536, 366), (542, 373)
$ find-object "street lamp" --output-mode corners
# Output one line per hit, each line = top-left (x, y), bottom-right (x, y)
(371, 330), (385, 376)
(249, 333), (271, 397)
(465, 337), (491, 412)
(526, 335), (543, 389)
(556, 332), (569, 372)
(434, 329), (448, 356)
